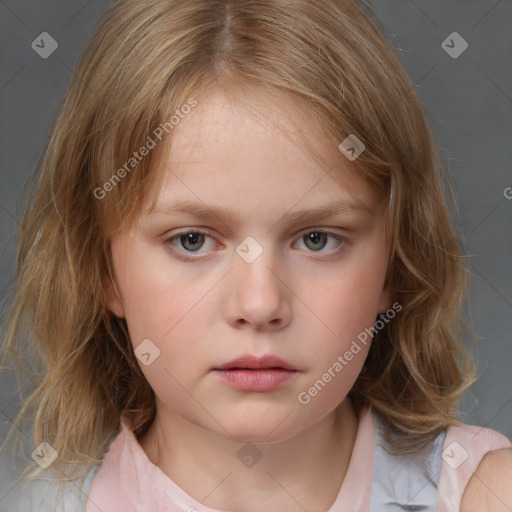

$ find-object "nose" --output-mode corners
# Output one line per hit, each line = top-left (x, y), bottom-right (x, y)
(224, 244), (292, 331)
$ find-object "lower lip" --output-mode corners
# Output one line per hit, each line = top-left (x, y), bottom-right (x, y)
(212, 369), (297, 392)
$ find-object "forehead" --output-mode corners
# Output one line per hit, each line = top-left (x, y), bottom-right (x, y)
(143, 86), (379, 222)
(167, 86), (337, 172)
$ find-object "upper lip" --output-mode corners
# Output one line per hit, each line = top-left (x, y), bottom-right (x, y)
(214, 355), (297, 371)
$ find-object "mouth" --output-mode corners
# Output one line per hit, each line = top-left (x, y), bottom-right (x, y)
(213, 354), (297, 371)
(212, 355), (298, 392)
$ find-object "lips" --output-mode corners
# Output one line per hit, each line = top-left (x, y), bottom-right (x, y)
(212, 355), (298, 392)
(214, 354), (297, 371)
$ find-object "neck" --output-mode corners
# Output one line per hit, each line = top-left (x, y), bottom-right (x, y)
(138, 398), (359, 512)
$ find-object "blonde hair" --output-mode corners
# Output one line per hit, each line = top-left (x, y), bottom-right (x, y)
(1, 0), (475, 487)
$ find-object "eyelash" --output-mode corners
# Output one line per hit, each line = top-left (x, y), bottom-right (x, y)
(164, 228), (345, 259)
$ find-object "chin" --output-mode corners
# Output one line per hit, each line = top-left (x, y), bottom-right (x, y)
(211, 410), (302, 445)
(223, 426), (289, 445)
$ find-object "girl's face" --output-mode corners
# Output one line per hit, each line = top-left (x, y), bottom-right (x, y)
(105, 87), (391, 443)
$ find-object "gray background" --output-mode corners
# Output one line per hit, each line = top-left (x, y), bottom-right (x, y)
(0, 0), (511, 503)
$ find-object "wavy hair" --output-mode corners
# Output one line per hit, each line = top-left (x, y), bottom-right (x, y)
(1, 0), (475, 487)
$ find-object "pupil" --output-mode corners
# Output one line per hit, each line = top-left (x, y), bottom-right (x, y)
(182, 232), (204, 251)
(306, 232), (326, 250)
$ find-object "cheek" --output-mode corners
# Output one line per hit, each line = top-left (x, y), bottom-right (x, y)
(295, 245), (387, 381)
(295, 337), (370, 421)
(301, 265), (385, 343)
(118, 253), (216, 384)
(119, 248), (206, 345)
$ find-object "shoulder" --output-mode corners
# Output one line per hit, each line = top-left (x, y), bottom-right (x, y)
(460, 447), (512, 512)
(1, 440), (100, 512)
(85, 423), (139, 512)
(0, 468), (100, 512)
(437, 422), (511, 511)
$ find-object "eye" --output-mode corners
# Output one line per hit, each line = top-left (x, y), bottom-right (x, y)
(294, 229), (343, 253)
(164, 228), (344, 258)
(165, 230), (219, 254)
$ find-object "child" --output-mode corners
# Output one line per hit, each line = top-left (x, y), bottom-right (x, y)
(1, 0), (511, 510)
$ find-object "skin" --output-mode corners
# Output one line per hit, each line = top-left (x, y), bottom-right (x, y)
(460, 448), (512, 512)
(104, 86), (394, 511)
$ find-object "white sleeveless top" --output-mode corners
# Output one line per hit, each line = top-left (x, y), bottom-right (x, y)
(82, 406), (511, 511)
(3, 406), (509, 511)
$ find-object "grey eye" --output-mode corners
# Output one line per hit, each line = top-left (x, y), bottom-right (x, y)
(179, 232), (205, 252)
(303, 231), (328, 251)
(296, 230), (343, 253)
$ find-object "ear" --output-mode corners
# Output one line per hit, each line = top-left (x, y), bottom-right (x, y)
(104, 277), (125, 319)
(376, 282), (392, 315)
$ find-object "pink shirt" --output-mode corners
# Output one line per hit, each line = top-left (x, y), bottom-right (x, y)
(86, 407), (511, 512)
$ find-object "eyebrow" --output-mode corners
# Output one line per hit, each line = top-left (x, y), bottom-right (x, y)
(151, 198), (372, 231)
